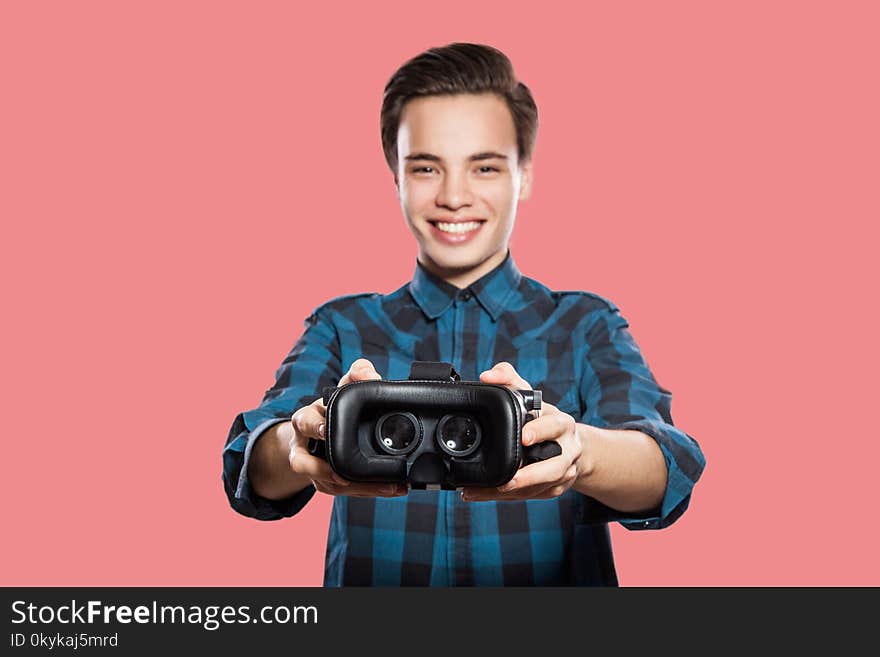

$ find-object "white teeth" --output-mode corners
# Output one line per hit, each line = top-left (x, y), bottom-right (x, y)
(436, 221), (481, 234)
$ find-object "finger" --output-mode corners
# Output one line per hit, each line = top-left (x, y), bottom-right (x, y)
(354, 483), (408, 497)
(311, 479), (335, 496)
(338, 358), (382, 386)
(348, 358), (382, 381)
(291, 405), (326, 440)
(530, 483), (572, 500)
(461, 481), (556, 501)
(522, 412), (575, 446)
(312, 480), (396, 497)
(289, 443), (350, 487)
(310, 397), (327, 417)
(478, 361), (532, 390)
(463, 463), (578, 500)
(528, 465), (578, 499)
(319, 482), (408, 498)
(496, 453), (572, 493)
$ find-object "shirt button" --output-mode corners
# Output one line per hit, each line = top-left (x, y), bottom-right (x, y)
(460, 290), (472, 301)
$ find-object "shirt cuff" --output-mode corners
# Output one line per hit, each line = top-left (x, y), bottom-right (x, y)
(595, 418), (705, 531)
(233, 417), (316, 521)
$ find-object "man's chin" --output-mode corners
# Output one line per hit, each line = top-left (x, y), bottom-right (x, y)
(423, 248), (482, 274)
(420, 244), (505, 279)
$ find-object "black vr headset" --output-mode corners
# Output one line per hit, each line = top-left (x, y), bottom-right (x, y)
(308, 361), (562, 490)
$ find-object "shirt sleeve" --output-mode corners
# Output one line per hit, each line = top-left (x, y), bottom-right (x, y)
(222, 308), (343, 521)
(577, 305), (706, 530)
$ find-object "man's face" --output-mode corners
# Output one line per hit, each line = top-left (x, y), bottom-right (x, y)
(395, 93), (532, 286)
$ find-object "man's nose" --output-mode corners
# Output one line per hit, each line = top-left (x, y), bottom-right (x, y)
(436, 171), (473, 210)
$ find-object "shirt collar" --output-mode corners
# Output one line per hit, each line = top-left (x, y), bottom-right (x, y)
(408, 251), (522, 322)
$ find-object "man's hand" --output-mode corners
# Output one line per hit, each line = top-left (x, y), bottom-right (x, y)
(460, 362), (584, 502)
(288, 358), (407, 498)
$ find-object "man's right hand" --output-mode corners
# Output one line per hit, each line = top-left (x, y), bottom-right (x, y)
(287, 358), (408, 498)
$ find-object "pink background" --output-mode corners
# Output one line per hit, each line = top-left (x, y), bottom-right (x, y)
(2, 2), (877, 586)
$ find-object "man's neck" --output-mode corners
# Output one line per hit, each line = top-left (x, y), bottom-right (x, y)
(419, 249), (508, 289)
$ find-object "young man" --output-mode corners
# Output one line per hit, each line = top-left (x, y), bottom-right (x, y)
(222, 43), (705, 586)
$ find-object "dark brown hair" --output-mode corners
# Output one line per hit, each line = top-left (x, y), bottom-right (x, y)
(380, 43), (538, 174)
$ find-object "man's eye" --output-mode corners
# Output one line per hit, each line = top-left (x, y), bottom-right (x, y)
(477, 166), (499, 173)
(413, 166), (435, 174)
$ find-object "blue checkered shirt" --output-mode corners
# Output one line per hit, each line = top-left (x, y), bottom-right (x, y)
(222, 253), (705, 585)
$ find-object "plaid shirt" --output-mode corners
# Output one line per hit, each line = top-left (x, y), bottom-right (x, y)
(222, 253), (705, 586)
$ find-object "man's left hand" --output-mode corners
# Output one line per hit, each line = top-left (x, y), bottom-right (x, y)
(460, 361), (585, 502)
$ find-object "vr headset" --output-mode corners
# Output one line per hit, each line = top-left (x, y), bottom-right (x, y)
(308, 361), (561, 490)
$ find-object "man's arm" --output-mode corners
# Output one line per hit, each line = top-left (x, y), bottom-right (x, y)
(463, 307), (705, 529)
(247, 359), (407, 502)
(222, 308), (341, 521)
(464, 365), (668, 514)
(222, 304), (408, 521)
(570, 424), (667, 513)
(248, 420), (313, 500)
(575, 304), (706, 528)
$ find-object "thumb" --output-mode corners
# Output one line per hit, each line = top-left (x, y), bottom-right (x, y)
(344, 358), (382, 383)
(479, 361), (532, 390)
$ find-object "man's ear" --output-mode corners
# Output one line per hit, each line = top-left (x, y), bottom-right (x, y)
(518, 160), (533, 201)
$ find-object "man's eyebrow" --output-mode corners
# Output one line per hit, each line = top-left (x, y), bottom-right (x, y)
(404, 153), (442, 162)
(403, 151), (509, 162)
(469, 151), (509, 161)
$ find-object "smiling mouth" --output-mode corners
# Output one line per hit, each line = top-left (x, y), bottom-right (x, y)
(428, 220), (486, 234)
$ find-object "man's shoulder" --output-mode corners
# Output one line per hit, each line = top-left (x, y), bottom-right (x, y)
(310, 291), (381, 316)
(521, 276), (621, 315)
(309, 284), (410, 318)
